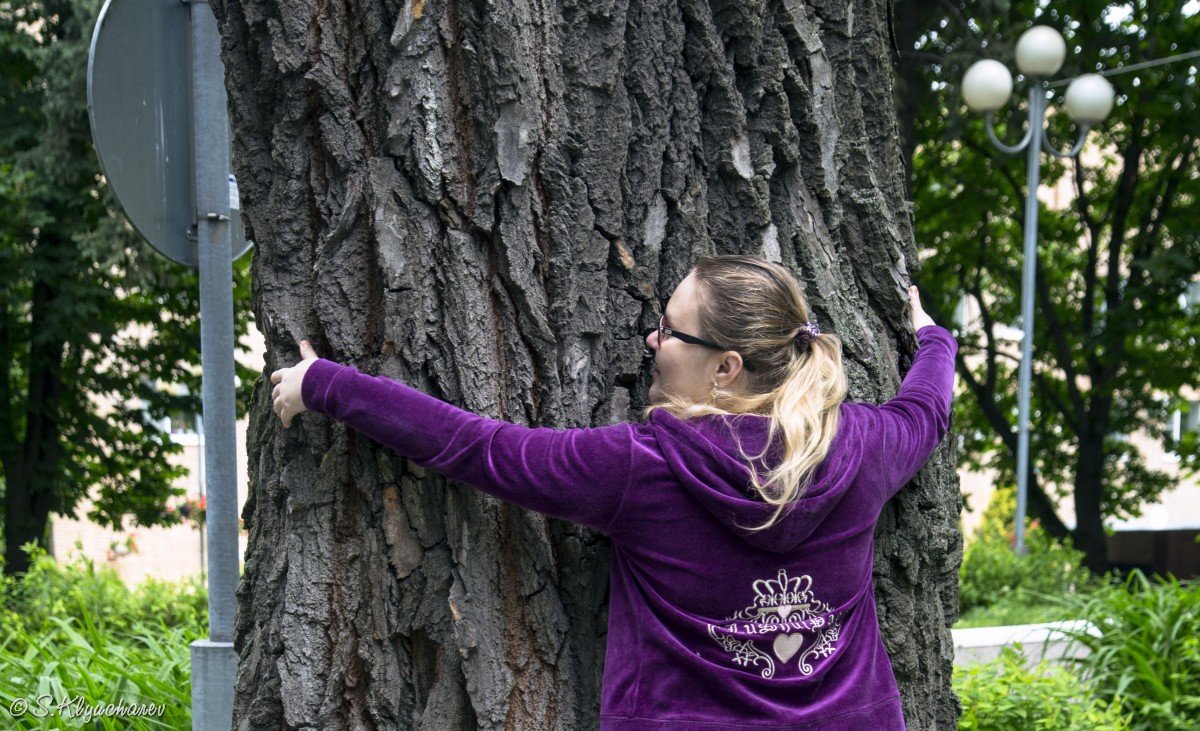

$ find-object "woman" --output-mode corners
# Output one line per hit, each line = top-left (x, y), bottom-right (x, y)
(271, 255), (956, 729)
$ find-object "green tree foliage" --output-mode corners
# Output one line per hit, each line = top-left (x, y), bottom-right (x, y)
(958, 486), (1095, 624)
(896, 0), (1200, 572)
(0, 0), (255, 575)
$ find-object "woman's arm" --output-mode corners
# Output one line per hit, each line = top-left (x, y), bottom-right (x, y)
(279, 353), (635, 534)
(872, 323), (958, 496)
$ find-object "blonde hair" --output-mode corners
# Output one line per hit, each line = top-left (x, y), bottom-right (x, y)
(643, 256), (848, 532)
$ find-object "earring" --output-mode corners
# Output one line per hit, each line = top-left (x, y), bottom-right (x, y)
(711, 379), (719, 402)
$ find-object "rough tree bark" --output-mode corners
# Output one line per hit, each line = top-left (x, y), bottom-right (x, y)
(214, 0), (961, 728)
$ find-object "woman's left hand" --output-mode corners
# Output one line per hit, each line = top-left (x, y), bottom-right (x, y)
(270, 340), (319, 428)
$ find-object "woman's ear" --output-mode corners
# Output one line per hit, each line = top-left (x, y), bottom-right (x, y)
(717, 352), (745, 383)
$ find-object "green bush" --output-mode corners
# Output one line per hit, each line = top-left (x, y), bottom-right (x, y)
(954, 644), (1129, 730)
(1054, 570), (1200, 731)
(0, 544), (207, 728)
(1, 542), (207, 636)
(954, 596), (1079, 629)
(959, 487), (1095, 616)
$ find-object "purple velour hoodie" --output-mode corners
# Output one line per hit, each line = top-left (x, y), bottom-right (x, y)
(300, 324), (958, 729)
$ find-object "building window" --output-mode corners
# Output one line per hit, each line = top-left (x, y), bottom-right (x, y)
(135, 378), (200, 444)
(1170, 400), (1200, 444)
(1182, 280), (1200, 313)
(164, 410), (198, 436)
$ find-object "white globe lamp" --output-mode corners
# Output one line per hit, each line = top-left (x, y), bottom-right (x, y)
(962, 60), (1014, 112)
(1065, 74), (1115, 123)
(1015, 25), (1067, 76)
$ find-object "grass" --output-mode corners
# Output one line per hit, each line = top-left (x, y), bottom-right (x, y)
(0, 544), (206, 728)
(1052, 571), (1200, 731)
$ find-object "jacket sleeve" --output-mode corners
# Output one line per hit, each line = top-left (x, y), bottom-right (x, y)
(870, 324), (958, 499)
(300, 360), (635, 534)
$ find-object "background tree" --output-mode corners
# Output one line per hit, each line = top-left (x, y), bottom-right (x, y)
(216, 0), (962, 727)
(894, 0), (1200, 572)
(0, 0), (257, 575)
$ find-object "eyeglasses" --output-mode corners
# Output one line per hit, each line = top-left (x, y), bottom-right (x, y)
(644, 316), (756, 372)
(657, 315), (724, 351)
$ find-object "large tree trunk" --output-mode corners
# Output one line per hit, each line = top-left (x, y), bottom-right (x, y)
(3, 238), (67, 577)
(215, 0), (961, 728)
(1074, 425), (1113, 574)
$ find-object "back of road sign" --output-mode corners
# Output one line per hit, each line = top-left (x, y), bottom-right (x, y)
(87, 0), (251, 268)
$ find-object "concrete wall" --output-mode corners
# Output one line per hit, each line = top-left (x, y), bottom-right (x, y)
(952, 620), (1098, 669)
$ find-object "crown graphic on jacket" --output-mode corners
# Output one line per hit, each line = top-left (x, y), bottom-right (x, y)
(752, 569), (813, 608)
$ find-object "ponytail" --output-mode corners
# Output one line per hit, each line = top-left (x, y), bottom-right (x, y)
(743, 331), (845, 531)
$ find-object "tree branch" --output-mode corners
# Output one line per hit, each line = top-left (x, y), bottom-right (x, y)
(899, 50), (949, 64)
(935, 0), (972, 37)
(1096, 139), (1193, 390)
(963, 138), (1026, 205)
(1100, 115), (1145, 362)
(953, 348), (1072, 539)
(967, 270), (997, 396)
(975, 346), (1076, 428)
(981, 256), (1085, 430)
(1074, 160), (1100, 344)
(0, 292), (12, 466)
(1137, 139), (1191, 259)
(1032, 258), (1086, 430)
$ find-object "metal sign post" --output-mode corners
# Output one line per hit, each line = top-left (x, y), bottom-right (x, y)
(87, 1), (249, 728)
(188, 4), (238, 730)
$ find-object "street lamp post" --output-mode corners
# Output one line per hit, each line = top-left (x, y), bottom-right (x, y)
(961, 25), (1115, 555)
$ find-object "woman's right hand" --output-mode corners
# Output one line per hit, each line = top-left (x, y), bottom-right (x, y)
(270, 340), (319, 428)
(908, 286), (936, 332)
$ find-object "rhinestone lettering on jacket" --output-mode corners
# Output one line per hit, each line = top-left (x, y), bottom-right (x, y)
(706, 569), (841, 678)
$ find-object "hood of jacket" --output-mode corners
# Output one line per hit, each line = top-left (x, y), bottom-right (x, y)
(647, 404), (864, 552)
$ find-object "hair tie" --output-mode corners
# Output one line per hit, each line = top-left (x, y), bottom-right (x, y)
(794, 320), (821, 350)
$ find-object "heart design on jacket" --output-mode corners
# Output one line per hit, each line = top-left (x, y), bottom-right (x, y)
(772, 633), (804, 663)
